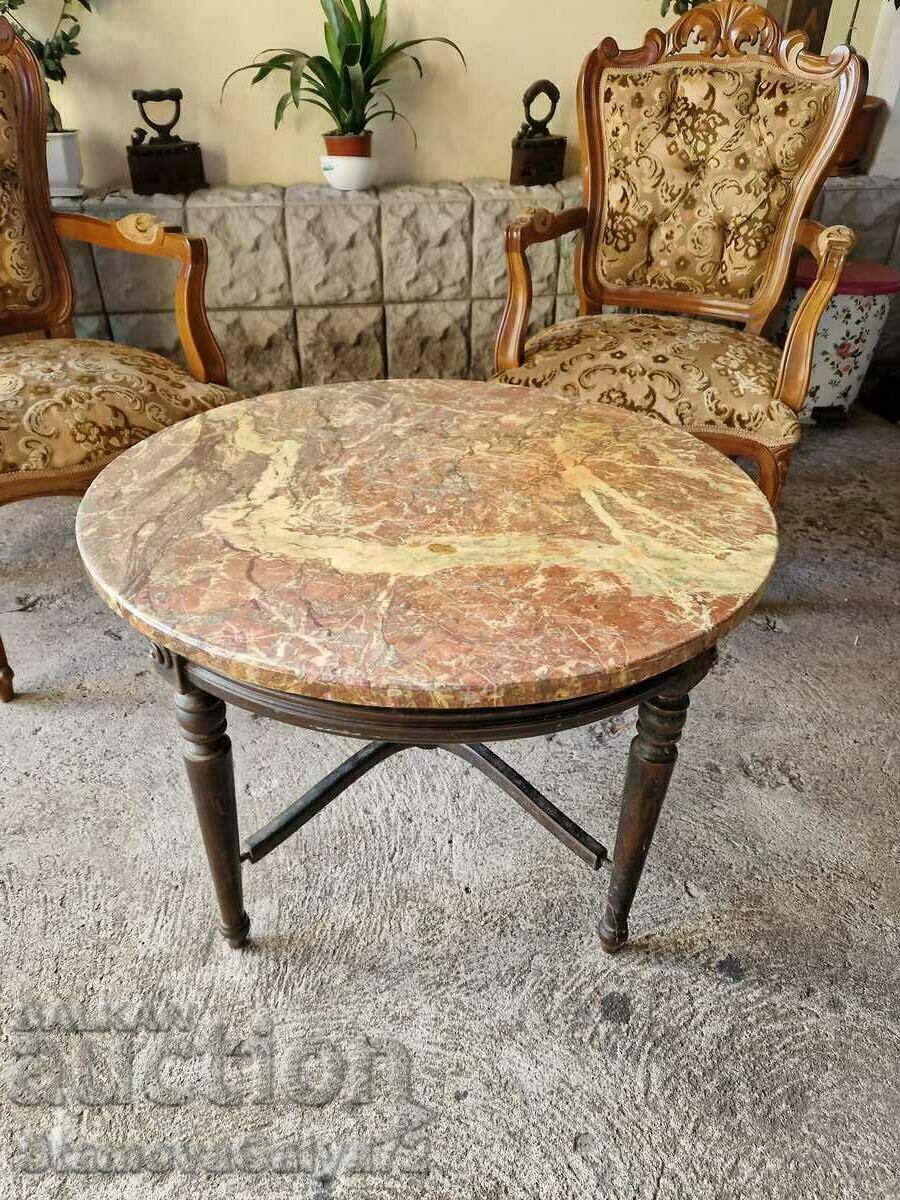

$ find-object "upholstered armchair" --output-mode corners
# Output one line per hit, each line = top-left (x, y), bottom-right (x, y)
(494, 0), (862, 509)
(0, 18), (239, 701)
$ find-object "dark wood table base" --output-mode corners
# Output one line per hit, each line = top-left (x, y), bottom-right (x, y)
(151, 645), (717, 955)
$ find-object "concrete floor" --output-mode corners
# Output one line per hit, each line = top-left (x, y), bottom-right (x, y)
(1, 410), (898, 1199)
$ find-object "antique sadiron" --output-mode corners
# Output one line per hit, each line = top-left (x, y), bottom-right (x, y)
(493, 0), (863, 508)
(0, 18), (238, 702)
(127, 88), (207, 196)
(509, 79), (567, 186)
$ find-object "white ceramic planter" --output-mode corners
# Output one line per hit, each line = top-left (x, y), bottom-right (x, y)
(320, 154), (377, 192)
(773, 258), (900, 423)
(775, 289), (891, 422)
(46, 130), (84, 198)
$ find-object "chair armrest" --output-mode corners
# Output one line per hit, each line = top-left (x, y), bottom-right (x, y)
(774, 219), (855, 412)
(494, 206), (588, 374)
(52, 210), (228, 387)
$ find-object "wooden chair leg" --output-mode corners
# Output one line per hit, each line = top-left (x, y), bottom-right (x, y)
(174, 684), (250, 949)
(0, 634), (14, 702)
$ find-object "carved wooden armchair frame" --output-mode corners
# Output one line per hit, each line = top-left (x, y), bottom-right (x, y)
(494, 0), (863, 507)
(0, 17), (229, 699)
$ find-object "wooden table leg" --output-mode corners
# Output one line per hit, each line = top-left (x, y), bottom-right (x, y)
(174, 683), (250, 949)
(0, 633), (14, 702)
(600, 688), (691, 954)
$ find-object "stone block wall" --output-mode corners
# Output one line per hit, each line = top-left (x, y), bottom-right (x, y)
(58, 175), (900, 398)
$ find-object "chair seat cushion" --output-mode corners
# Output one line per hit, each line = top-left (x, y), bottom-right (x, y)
(0, 339), (239, 478)
(494, 313), (800, 450)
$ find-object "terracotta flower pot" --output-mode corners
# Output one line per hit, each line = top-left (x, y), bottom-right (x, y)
(320, 131), (376, 191)
(322, 132), (372, 158)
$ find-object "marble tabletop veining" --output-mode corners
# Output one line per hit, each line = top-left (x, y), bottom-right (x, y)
(75, 380), (778, 709)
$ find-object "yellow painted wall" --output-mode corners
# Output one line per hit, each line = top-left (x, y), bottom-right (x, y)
(824, 0), (900, 174)
(20, 0), (712, 189)
(23, 0), (900, 187)
(823, 0), (877, 57)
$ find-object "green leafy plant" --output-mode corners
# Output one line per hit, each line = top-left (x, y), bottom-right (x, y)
(0, 0), (93, 130)
(223, 0), (465, 143)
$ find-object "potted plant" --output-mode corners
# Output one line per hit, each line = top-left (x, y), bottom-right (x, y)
(1, 0), (93, 196)
(224, 0), (464, 191)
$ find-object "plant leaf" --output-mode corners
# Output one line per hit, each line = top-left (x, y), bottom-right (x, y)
(221, 57), (294, 98)
(305, 54), (345, 119)
(388, 36), (466, 68)
(291, 88), (343, 125)
(289, 54), (308, 106)
(320, 0), (352, 52)
(347, 58), (366, 126)
(365, 37), (465, 86)
(368, 87), (396, 120)
(367, 106), (418, 148)
(371, 0), (387, 58)
(274, 91), (293, 128)
(358, 0), (372, 65)
(339, 0), (361, 39)
(305, 54), (349, 127)
(250, 63), (282, 85)
(323, 21), (341, 69)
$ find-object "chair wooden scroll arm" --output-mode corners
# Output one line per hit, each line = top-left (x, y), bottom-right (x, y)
(51, 211), (228, 387)
(774, 219), (856, 412)
(494, 206), (589, 374)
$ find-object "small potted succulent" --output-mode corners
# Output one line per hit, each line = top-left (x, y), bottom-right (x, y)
(224, 0), (464, 191)
(1, 0), (94, 196)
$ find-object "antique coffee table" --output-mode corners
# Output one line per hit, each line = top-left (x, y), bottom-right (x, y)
(76, 380), (777, 954)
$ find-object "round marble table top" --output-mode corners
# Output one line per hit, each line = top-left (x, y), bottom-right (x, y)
(76, 380), (778, 710)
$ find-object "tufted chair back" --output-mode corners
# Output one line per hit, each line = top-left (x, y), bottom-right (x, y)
(0, 19), (74, 335)
(576, 0), (864, 335)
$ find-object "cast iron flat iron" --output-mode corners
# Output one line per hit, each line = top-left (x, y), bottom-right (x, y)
(510, 79), (567, 186)
(127, 88), (207, 196)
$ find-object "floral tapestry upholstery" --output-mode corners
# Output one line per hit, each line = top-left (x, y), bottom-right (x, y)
(599, 60), (835, 299)
(0, 58), (47, 310)
(493, 314), (799, 450)
(0, 339), (238, 478)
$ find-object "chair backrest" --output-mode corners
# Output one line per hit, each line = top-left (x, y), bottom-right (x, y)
(0, 18), (73, 336)
(575, 0), (864, 334)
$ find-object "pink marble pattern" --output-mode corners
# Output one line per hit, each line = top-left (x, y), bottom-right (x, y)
(76, 380), (777, 709)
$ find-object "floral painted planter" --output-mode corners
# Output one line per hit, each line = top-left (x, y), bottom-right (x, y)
(774, 259), (900, 424)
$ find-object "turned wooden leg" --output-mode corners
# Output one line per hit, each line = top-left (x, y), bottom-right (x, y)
(600, 690), (691, 953)
(174, 685), (250, 949)
(0, 633), (13, 702)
